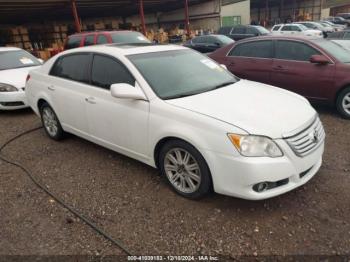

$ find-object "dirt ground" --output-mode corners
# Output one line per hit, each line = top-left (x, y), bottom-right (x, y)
(0, 105), (349, 259)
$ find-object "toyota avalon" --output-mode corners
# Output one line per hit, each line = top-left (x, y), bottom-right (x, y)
(25, 44), (325, 200)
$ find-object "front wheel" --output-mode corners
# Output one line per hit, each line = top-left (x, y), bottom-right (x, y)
(159, 140), (212, 199)
(336, 87), (350, 119)
(40, 102), (65, 140)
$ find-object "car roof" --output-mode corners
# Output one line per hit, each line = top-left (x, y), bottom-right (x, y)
(236, 35), (321, 43)
(68, 30), (136, 37)
(61, 43), (187, 56)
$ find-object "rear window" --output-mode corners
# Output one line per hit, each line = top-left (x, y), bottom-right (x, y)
(65, 36), (82, 49)
(111, 32), (151, 44)
(272, 25), (281, 31)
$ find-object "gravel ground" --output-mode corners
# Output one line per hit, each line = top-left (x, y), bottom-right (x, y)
(0, 106), (349, 259)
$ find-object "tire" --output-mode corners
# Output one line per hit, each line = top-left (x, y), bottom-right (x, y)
(159, 139), (212, 199)
(336, 87), (350, 119)
(40, 102), (65, 140)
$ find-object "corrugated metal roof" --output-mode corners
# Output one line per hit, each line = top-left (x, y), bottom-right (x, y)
(0, 0), (210, 24)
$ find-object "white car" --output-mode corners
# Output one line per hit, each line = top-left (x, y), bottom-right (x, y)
(271, 24), (323, 38)
(25, 44), (325, 200)
(0, 47), (42, 110)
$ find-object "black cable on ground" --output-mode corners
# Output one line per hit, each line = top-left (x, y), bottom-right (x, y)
(0, 126), (133, 256)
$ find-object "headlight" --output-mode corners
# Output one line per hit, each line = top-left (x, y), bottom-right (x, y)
(0, 83), (17, 92)
(228, 134), (283, 157)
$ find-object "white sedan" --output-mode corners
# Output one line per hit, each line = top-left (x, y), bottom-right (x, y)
(0, 47), (42, 110)
(271, 24), (323, 38)
(25, 44), (325, 200)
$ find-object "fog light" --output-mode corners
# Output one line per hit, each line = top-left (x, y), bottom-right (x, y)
(253, 182), (269, 192)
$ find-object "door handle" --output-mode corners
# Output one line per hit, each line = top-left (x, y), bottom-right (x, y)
(272, 65), (287, 71)
(85, 97), (96, 104)
(47, 85), (55, 91)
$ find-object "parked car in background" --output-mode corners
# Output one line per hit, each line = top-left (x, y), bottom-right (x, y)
(0, 47), (42, 110)
(319, 20), (346, 31)
(183, 34), (234, 53)
(294, 21), (334, 36)
(325, 16), (349, 26)
(64, 30), (151, 50)
(209, 36), (350, 119)
(336, 13), (350, 24)
(327, 29), (350, 40)
(271, 24), (323, 38)
(26, 43), (324, 200)
(218, 25), (270, 41)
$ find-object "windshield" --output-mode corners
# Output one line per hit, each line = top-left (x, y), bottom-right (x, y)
(128, 49), (238, 99)
(111, 32), (151, 44)
(216, 35), (234, 45)
(255, 26), (270, 34)
(315, 40), (350, 63)
(0, 50), (41, 70)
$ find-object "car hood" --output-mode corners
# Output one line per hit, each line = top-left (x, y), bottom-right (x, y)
(0, 66), (40, 89)
(166, 80), (316, 139)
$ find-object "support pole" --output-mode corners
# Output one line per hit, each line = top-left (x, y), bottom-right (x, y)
(264, 0), (269, 27)
(139, 0), (147, 36)
(184, 0), (190, 38)
(71, 0), (81, 33)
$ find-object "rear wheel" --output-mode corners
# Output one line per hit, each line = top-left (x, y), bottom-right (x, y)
(40, 102), (65, 140)
(336, 87), (350, 119)
(159, 140), (212, 199)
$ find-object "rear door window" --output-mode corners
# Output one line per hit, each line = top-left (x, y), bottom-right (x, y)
(91, 54), (135, 89)
(65, 36), (82, 49)
(281, 25), (291, 31)
(229, 40), (273, 58)
(50, 53), (91, 84)
(275, 41), (320, 61)
(84, 35), (95, 46)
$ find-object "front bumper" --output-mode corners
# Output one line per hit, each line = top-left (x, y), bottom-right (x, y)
(0, 90), (28, 110)
(202, 139), (324, 200)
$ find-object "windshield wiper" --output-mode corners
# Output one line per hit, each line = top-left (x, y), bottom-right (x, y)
(208, 81), (236, 91)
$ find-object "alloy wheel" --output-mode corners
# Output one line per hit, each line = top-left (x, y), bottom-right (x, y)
(164, 148), (201, 194)
(42, 107), (59, 137)
(342, 92), (350, 115)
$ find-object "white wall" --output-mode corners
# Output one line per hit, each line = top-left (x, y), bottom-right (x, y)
(220, 0), (251, 25)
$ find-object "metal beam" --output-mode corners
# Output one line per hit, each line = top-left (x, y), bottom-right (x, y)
(184, 0), (190, 37)
(139, 0), (147, 36)
(71, 0), (81, 33)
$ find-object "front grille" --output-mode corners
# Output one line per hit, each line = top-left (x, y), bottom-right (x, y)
(284, 117), (325, 157)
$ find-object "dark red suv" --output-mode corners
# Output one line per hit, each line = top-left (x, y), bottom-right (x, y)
(209, 36), (350, 119)
(64, 30), (151, 50)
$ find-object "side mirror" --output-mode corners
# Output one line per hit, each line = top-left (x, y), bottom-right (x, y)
(215, 42), (221, 46)
(309, 54), (330, 65)
(110, 83), (147, 100)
